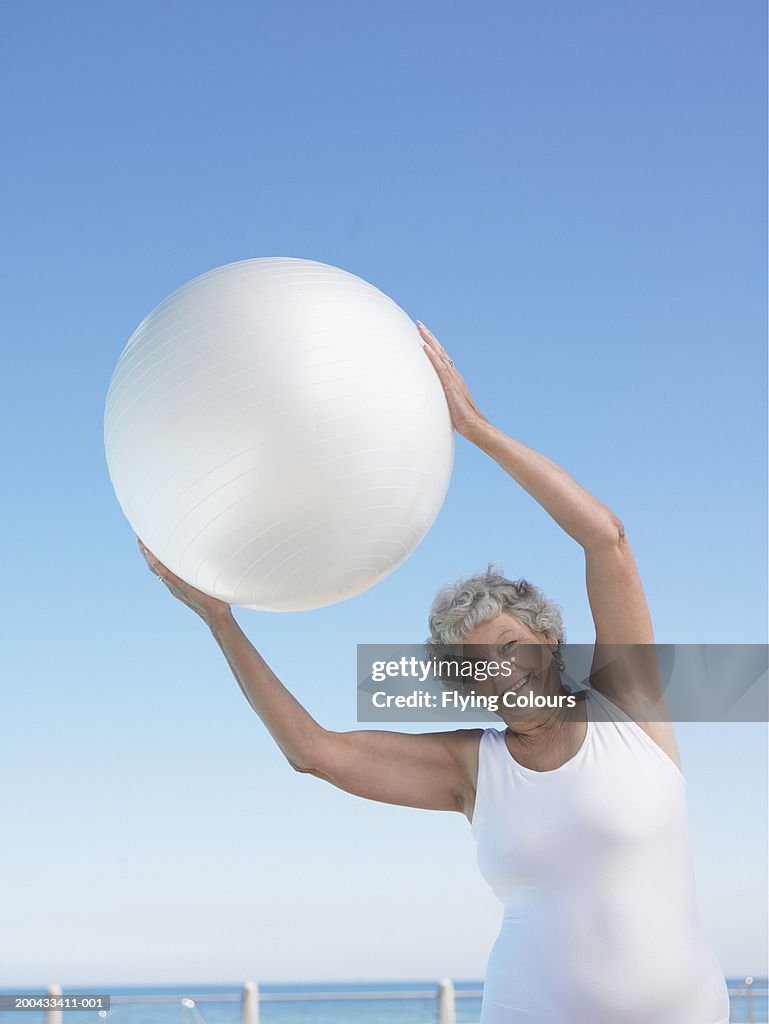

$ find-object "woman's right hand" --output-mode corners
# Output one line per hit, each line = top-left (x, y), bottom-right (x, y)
(137, 537), (232, 626)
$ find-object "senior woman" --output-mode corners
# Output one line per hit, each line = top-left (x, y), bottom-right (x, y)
(137, 323), (729, 1024)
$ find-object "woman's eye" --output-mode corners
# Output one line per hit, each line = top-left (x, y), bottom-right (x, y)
(502, 641), (519, 652)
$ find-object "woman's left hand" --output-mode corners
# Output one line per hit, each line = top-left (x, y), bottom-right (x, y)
(418, 321), (489, 440)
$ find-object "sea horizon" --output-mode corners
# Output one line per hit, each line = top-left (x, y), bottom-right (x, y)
(1, 978), (765, 990)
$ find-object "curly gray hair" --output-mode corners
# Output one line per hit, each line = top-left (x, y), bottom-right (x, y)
(425, 563), (566, 666)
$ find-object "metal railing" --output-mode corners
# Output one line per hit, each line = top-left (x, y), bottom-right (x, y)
(39, 979), (768, 1024)
(730, 978), (769, 1024)
(39, 982), (474, 1024)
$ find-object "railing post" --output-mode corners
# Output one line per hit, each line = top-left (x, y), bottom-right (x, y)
(438, 978), (456, 1024)
(44, 985), (62, 1024)
(745, 976), (755, 1024)
(241, 981), (259, 1024)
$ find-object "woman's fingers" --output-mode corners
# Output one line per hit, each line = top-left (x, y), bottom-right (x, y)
(135, 536), (231, 622)
(417, 321), (452, 364)
(422, 339), (450, 376)
(416, 320), (442, 352)
(418, 323), (457, 389)
(417, 322), (459, 380)
(417, 321), (489, 440)
(417, 321), (444, 357)
(137, 537), (176, 584)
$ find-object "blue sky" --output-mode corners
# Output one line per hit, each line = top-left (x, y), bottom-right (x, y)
(1, 0), (766, 986)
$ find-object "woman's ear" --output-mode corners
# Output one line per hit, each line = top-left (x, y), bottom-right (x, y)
(541, 632), (557, 652)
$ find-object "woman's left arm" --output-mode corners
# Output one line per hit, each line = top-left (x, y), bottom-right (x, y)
(419, 323), (654, 646)
(468, 421), (653, 647)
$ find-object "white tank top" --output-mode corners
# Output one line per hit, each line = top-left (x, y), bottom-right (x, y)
(471, 688), (730, 1023)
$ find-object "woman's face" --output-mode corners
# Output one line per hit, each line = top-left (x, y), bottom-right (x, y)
(461, 611), (561, 715)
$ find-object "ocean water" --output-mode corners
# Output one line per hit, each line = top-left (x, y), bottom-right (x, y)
(0, 980), (765, 1024)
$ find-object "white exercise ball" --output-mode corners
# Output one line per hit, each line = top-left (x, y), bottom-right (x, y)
(104, 257), (454, 611)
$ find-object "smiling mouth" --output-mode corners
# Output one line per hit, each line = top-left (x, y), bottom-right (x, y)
(503, 672), (532, 697)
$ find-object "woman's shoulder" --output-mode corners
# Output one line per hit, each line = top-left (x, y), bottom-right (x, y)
(449, 726), (488, 753)
(450, 725), (499, 748)
(588, 688), (685, 778)
(449, 726), (501, 778)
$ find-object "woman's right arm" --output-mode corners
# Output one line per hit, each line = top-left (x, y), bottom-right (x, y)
(137, 539), (479, 819)
(209, 610), (479, 816)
